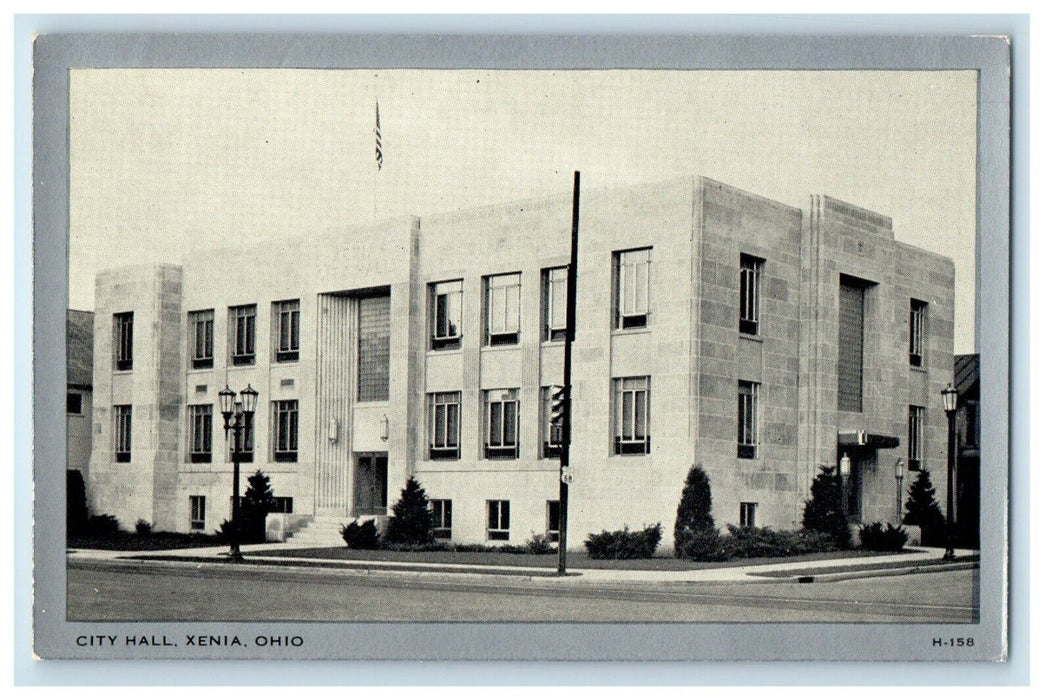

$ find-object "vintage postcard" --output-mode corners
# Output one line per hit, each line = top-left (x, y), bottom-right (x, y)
(30, 33), (1011, 663)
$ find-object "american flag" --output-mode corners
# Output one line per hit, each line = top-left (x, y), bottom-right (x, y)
(374, 101), (383, 171)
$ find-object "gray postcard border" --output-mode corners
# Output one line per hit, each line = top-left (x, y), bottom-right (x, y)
(20, 17), (1023, 683)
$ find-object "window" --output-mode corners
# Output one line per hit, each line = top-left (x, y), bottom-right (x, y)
(430, 499), (453, 539)
(541, 386), (564, 459)
(357, 294), (391, 401)
(430, 280), (463, 350)
(737, 381), (759, 459)
(428, 392), (461, 460)
(67, 392), (82, 415)
(614, 248), (651, 329)
(964, 400), (979, 449)
(113, 312), (134, 370)
(484, 273), (521, 346)
(739, 502), (758, 528)
(272, 400), (298, 462)
(909, 299), (927, 368)
(908, 405), (925, 471)
(113, 404), (132, 462)
(228, 412), (254, 463)
(547, 500), (561, 542)
(542, 266), (568, 342)
(838, 277), (867, 412)
(272, 497), (294, 514)
(273, 300), (300, 363)
(487, 500), (510, 541)
(739, 254), (764, 335)
(484, 389), (519, 459)
(189, 496), (206, 531)
(230, 305), (256, 366)
(613, 376), (650, 455)
(187, 404), (213, 463)
(189, 309), (214, 369)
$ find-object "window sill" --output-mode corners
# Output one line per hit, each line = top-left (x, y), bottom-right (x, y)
(540, 339), (566, 348)
(611, 327), (651, 338)
(739, 333), (763, 343)
(112, 369), (133, 376)
(909, 365), (928, 374)
(481, 344), (521, 353)
(426, 348), (464, 358)
(186, 366), (214, 374)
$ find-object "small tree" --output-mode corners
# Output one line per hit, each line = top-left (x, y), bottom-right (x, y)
(802, 465), (851, 548)
(241, 470), (277, 544)
(673, 465), (716, 558)
(903, 467), (946, 546)
(384, 476), (434, 545)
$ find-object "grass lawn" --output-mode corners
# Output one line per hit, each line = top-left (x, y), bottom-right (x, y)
(68, 531), (225, 551)
(251, 546), (906, 571)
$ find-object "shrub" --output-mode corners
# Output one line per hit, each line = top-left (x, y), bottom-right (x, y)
(241, 470), (277, 544)
(673, 465), (716, 558)
(681, 527), (734, 562)
(384, 477), (435, 546)
(903, 468), (947, 546)
(216, 519), (246, 545)
(85, 514), (121, 537)
(134, 519), (153, 536)
(526, 532), (555, 555)
(858, 522), (909, 552)
(340, 519), (381, 550)
(802, 465), (851, 548)
(66, 470), (89, 537)
(383, 540), (453, 552)
(584, 523), (663, 559)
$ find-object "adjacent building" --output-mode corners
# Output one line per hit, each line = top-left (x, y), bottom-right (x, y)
(83, 176), (956, 548)
(67, 310), (94, 477)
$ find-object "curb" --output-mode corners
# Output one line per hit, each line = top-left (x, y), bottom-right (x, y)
(789, 560), (979, 583)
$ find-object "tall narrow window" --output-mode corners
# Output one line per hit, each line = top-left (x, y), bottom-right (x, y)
(229, 412), (254, 463)
(430, 499), (453, 539)
(964, 400), (979, 449)
(739, 502), (758, 528)
(272, 400), (298, 462)
(187, 404), (213, 463)
(67, 392), (83, 415)
(273, 299), (300, 363)
(430, 280), (463, 350)
(838, 277), (867, 412)
(908, 405), (925, 471)
(613, 376), (650, 455)
(486, 500), (511, 541)
(909, 299), (927, 368)
(230, 304), (256, 366)
(542, 266), (568, 342)
(737, 381), (759, 459)
(541, 386), (564, 459)
(113, 312), (134, 370)
(614, 248), (651, 329)
(739, 254), (763, 335)
(189, 309), (214, 369)
(189, 496), (206, 531)
(484, 273), (521, 346)
(113, 404), (132, 462)
(357, 294), (391, 401)
(484, 389), (519, 459)
(428, 392), (461, 460)
(547, 500), (561, 542)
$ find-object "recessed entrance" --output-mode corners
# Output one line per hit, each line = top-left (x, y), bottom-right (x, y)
(354, 453), (388, 516)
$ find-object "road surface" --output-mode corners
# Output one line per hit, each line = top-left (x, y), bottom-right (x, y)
(67, 560), (979, 623)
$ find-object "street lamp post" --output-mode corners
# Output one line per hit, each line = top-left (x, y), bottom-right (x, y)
(838, 453), (852, 520)
(895, 457), (906, 525)
(941, 384), (959, 561)
(219, 384), (259, 562)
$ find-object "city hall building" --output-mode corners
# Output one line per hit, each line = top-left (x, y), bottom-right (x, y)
(83, 176), (955, 549)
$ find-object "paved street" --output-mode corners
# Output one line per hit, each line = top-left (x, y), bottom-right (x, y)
(68, 560), (978, 623)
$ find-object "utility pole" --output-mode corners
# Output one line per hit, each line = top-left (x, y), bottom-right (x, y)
(557, 171), (580, 576)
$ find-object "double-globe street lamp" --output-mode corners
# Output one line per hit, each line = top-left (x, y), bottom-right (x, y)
(941, 383), (959, 561)
(219, 384), (259, 562)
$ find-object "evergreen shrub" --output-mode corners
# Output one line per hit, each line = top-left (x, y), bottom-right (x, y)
(340, 519), (381, 550)
(384, 477), (435, 546)
(673, 465), (716, 558)
(584, 524), (663, 559)
(802, 465), (852, 548)
(903, 468), (947, 546)
(858, 522), (909, 552)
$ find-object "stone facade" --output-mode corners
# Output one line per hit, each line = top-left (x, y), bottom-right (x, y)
(83, 176), (954, 549)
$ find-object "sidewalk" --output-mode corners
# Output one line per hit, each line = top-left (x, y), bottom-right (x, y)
(67, 543), (978, 585)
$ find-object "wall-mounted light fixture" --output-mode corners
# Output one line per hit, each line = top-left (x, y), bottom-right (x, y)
(380, 414), (389, 442)
(328, 418), (339, 443)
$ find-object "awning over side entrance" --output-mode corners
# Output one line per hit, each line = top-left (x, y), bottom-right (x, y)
(837, 430), (900, 449)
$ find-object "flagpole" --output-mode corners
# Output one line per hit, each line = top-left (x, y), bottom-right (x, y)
(374, 100), (382, 222)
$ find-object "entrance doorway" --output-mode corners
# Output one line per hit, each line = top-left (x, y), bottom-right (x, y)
(354, 453), (388, 516)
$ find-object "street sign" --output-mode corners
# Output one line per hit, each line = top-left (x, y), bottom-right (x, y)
(560, 466), (575, 484)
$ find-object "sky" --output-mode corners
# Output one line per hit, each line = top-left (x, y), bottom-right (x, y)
(69, 69), (977, 352)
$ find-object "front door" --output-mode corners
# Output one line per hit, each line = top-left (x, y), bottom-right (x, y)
(354, 453), (388, 516)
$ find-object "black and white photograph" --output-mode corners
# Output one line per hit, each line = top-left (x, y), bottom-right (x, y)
(28, 31), (1013, 665)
